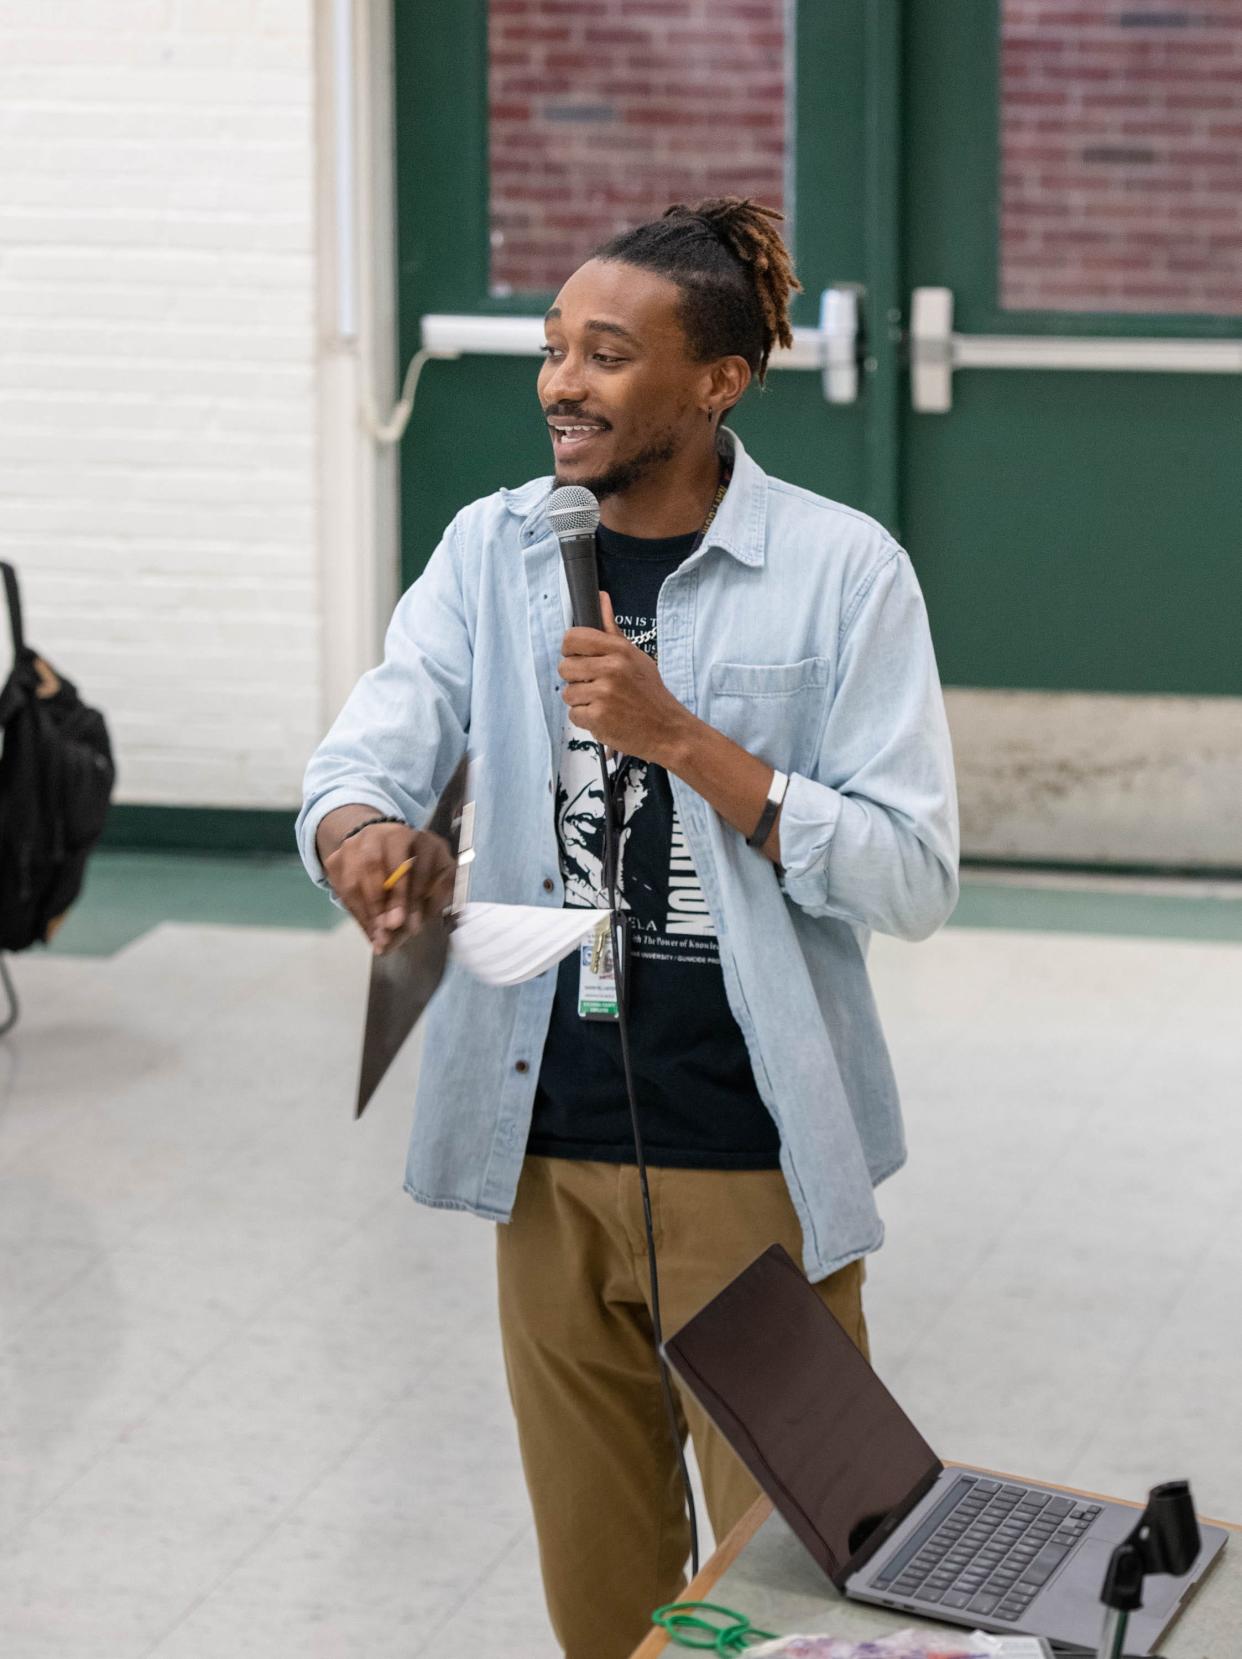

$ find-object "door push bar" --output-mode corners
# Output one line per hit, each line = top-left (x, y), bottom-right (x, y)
(419, 286), (864, 407)
(910, 285), (1242, 414)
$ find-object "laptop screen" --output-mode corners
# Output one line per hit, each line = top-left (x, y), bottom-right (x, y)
(663, 1243), (942, 1584)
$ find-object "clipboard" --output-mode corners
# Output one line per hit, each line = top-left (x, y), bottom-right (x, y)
(354, 755), (473, 1119)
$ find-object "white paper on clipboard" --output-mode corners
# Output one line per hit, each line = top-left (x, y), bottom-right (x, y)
(450, 902), (606, 988)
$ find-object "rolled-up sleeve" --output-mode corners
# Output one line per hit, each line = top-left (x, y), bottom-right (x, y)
(295, 520), (473, 889)
(778, 548), (959, 941)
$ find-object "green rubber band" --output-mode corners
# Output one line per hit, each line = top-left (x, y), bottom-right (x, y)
(651, 1601), (778, 1654)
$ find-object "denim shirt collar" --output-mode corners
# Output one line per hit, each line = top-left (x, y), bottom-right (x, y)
(504, 426), (767, 568)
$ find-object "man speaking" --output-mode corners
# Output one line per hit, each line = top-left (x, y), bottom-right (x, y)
(297, 198), (958, 1658)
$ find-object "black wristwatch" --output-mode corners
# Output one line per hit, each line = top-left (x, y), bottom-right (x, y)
(747, 770), (789, 849)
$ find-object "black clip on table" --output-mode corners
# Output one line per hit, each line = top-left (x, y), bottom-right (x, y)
(1097, 1480), (1200, 1659)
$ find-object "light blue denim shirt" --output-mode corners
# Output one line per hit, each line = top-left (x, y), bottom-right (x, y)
(297, 429), (958, 1279)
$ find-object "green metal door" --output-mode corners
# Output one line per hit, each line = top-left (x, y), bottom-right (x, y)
(393, 2), (1242, 867)
(896, 1), (1242, 867)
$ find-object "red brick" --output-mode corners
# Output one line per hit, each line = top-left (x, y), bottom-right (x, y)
(495, 75), (589, 94)
(1077, 91), (1155, 109)
(1162, 38), (1242, 60)
(1005, 196), (1075, 217)
(1119, 119), (1198, 136)
(1004, 143), (1077, 163)
(1003, 36), (1067, 53)
(707, 0), (781, 13)
(669, 25), (784, 48)
(656, 77), (785, 100)
(1080, 252), (1168, 271)
(1124, 62), (1242, 84)
(492, 21), (575, 41)
(1165, 147), (1242, 165)
(1043, 226), (1117, 245)
(582, 25), (654, 46)
(1039, 169), (1116, 189)
(542, 50), (597, 69)
(1030, 60), (1118, 82)
(1119, 283), (1217, 301)
(1030, 115), (1113, 133)
(1167, 92), (1237, 108)
(1166, 199), (1242, 218)
(624, 104), (712, 126)
(1024, 8), (1117, 26)
(1005, 89), (1073, 106)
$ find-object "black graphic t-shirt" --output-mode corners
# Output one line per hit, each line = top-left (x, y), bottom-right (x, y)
(527, 522), (781, 1169)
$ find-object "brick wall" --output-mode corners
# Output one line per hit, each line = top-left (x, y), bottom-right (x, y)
(488, 0), (787, 295)
(1001, 0), (1242, 312)
(0, 1), (320, 809)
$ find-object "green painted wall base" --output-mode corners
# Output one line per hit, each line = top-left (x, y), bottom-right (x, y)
(953, 876), (1242, 945)
(102, 805), (299, 855)
(48, 851), (341, 957)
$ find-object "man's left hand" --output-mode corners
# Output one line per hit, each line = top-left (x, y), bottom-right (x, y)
(559, 593), (690, 763)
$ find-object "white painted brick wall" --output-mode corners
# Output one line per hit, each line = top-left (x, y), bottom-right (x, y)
(0, 0), (321, 810)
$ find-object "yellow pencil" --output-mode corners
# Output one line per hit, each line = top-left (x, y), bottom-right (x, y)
(382, 856), (415, 892)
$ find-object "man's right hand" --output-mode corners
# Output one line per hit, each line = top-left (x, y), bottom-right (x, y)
(320, 816), (457, 956)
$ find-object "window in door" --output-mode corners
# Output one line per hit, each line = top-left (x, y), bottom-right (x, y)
(488, 0), (792, 296)
(1000, 0), (1242, 314)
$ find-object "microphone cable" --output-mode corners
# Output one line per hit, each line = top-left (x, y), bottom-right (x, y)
(596, 742), (702, 1582)
(551, 463), (729, 1582)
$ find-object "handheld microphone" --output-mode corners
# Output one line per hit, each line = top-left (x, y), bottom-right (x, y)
(547, 485), (603, 631)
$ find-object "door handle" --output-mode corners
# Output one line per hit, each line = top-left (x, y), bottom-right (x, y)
(910, 286), (1242, 413)
(819, 285), (862, 405)
(418, 288), (864, 405)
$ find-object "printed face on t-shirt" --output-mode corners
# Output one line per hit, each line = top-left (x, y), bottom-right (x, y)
(555, 737), (652, 911)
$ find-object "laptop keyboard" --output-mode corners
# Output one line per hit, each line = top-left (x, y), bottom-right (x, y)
(871, 1477), (1103, 1623)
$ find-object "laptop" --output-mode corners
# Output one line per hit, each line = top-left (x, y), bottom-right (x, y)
(662, 1244), (1227, 1656)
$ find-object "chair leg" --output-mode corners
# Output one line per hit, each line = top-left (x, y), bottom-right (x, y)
(0, 954), (18, 1037)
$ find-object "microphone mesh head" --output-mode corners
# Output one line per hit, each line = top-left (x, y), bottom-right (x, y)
(546, 485), (600, 538)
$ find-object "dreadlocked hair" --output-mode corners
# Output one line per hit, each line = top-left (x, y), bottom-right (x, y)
(593, 197), (801, 386)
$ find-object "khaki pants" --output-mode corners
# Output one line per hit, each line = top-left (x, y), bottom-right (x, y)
(496, 1156), (869, 1659)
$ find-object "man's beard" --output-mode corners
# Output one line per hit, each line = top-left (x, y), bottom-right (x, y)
(555, 428), (678, 502)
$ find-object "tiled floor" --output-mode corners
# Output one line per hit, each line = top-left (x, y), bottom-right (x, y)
(2, 867), (1241, 1656)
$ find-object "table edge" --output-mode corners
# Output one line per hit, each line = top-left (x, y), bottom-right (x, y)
(628, 1496), (774, 1658)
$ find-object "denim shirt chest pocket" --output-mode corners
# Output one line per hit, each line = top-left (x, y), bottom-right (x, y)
(706, 655), (833, 776)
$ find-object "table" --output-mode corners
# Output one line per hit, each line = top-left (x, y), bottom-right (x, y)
(631, 1486), (1240, 1657)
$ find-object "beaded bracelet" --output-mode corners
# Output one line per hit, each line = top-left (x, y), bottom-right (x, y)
(338, 814), (406, 846)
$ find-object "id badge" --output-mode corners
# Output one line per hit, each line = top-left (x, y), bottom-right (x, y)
(578, 915), (624, 1022)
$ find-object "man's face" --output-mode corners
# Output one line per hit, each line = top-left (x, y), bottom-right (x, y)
(538, 258), (708, 501)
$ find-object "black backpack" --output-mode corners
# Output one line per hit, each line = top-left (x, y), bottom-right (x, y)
(0, 562), (115, 951)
